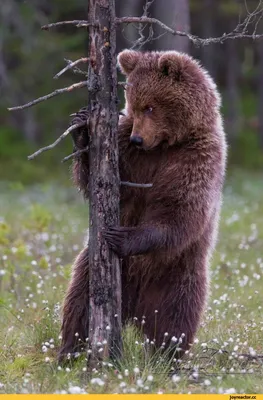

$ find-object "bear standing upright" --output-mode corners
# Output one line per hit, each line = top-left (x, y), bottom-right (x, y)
(59, 50), (227, 359)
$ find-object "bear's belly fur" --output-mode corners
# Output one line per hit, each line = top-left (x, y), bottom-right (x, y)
(119, 188), (219, 348)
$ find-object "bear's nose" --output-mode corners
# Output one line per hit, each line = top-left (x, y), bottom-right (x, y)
(130, 135), (143, 146)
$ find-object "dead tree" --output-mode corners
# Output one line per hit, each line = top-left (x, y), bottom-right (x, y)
(86, 0), (122, 363)
(7, 0), (263, 365)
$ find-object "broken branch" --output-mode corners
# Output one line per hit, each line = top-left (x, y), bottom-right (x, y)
(8, 81), (87, 111)
(54, 58), (89, 79)
(61, 147), (89, 163)
(28, 122), (86, 160)
(116, 9), (263, 46)
(118, 81), (130, 89)
(41, 20), (95, 30)
(61, 152), (153, 190)
(121, 181), (153, 188)
(116, 16), (203, 45)
(64, 58), (88, 77)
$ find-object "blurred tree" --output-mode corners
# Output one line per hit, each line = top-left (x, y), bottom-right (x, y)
(1, 0), (87, 144)
(153, 0), (190, 52)
(225, 36), (241, 145)
(257, 40), (263, 149)
(116, 0), (144, 51)
(200, 0), (218, 79)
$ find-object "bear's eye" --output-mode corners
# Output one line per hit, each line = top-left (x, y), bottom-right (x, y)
(144, 107), (153, 115)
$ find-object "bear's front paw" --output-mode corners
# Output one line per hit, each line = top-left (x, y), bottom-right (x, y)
(71, 106), (89, 125)
(103, 227), (133, 258)
(70, 107), (90, 150)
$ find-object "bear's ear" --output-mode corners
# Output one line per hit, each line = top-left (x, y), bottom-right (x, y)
(117, 50), (141, 75)
(158, 52), (186, 81)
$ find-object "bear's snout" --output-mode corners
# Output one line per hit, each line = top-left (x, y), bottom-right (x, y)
(130, 135), (143, 146)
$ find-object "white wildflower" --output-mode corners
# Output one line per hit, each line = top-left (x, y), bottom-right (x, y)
(172, 375), (180, 383)
(68, 386), (82, 394)
(42, 345), (48, 353)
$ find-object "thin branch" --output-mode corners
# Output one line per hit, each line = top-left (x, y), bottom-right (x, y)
(62, 153), (153, 189)
(8, 81), (87, 111)
(116, 16), (201, 44)
(142, 0), (155, 15)
(41, 21), (95, 30)
(121, 181), (153, 188)
(130, 0), (155, 49)
(61, 147), (89, 163)
(28, 122), (86, 160)
(253, 8), (263, 36)
(64, 58), (88, 77)
(234, 1), (263, 35)
(115, 8), (263, 46)
(118, 81), (133, 89)
(54, 58), (89, 79)
(39, 4), (263, 46)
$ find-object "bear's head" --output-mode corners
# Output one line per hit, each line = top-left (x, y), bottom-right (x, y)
(118, 50), (221, 151)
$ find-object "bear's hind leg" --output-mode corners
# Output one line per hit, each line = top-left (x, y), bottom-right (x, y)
(136, 265), (208, 357)
(58, 247), (89, 361)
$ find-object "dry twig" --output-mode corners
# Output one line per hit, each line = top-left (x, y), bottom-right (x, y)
(28, 122), (86, 160)
(116, 1), (263, 46)
(41, 20), (95, 30)
(64, 58), (88, 77)
(8, 81), (87, 111)
(131, 0), (156, 49)
(54, 58), (89, 79)
(61, 147), (89, 163)
(121, 181), (153, 188)
(118, 81), (132, 89)
(39, 2), (263, 47)
(61, 150), (153, 191)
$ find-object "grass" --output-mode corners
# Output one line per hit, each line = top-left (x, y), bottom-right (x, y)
(0, 170), (263, 394)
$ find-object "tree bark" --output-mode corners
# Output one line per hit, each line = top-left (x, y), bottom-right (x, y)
(87, 0), (122, 364)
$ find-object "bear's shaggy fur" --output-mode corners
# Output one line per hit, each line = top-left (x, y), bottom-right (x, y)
(59, 50), (227, 359)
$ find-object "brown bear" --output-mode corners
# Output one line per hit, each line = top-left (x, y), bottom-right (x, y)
(59, 50), (227, 359)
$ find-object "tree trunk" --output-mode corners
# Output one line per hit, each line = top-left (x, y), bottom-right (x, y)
(87, 0), (122, 364)
(153, 0), (190, 53)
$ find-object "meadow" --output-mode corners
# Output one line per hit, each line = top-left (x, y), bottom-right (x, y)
(0, 170), (263, 394)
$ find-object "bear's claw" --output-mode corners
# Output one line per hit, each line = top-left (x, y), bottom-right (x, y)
(103, 226), (132, 257)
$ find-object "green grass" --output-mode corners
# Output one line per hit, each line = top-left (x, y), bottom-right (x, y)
(0, 171), (263, 394)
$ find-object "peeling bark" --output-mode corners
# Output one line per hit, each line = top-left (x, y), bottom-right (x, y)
(87, 0), (121, 364)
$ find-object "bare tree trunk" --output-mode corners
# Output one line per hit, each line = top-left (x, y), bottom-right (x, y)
(87, 0), (122, 364)
(153, 0), (190, 53)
